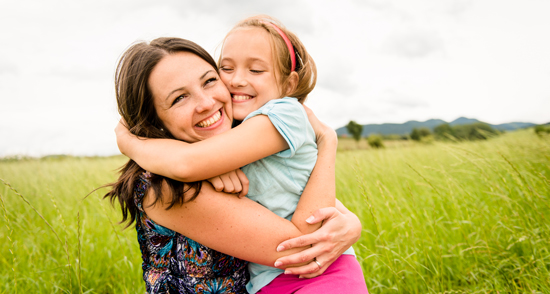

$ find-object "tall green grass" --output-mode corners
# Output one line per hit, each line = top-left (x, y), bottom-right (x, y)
(337, 130), (550, 293)
(0, 130), (549, 293)
(0, 156), (141, 293)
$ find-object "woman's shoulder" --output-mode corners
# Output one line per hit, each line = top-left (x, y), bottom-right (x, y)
(137, 187), (249, 292)
(134, 171), (152, 211)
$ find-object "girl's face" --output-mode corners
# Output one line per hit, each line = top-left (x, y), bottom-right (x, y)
(149, 52), (233, 143)
(219, 27), (283, 121)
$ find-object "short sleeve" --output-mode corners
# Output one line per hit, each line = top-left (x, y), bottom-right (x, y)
(243, 98), (310, 158)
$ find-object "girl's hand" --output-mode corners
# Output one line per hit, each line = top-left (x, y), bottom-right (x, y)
(115, 118), (133, 155)
(274, 205), (362, 278)
(207, 169), (249, 198)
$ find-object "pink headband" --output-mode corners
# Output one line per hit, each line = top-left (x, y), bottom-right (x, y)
(260, 21), (296, 72)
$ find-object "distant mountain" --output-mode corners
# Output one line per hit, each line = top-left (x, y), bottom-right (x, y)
(336, 117), (536, 137)
(449, 117), (481, 126)
(493, 122), (537, 131)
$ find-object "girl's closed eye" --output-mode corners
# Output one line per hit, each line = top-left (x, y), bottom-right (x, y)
(220, 66), (233, 73)
(250, 69), (264, 74)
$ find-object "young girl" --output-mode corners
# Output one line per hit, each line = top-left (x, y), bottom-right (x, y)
(117, 16), (368, 293)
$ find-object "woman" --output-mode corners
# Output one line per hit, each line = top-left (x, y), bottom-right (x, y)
(107, 37), (361, 293)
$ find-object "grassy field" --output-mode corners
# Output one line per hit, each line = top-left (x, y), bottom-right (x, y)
(1, 130), (549, 293)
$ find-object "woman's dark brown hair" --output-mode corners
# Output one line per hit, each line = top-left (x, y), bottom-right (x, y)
(104, 37), (219, 227)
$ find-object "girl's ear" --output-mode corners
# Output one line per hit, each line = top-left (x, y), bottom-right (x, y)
(285, 71), (299, 96)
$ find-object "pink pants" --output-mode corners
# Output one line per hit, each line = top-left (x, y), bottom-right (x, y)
(257, 255), (369, 293)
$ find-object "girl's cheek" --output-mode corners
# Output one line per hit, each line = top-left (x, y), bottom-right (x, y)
(218, 73), (228, 84)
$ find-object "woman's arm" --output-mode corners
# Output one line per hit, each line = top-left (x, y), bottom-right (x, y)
(146, 184), (361, 272)
(145, 181), (307, 267)
(116, 115), (288, 182)
(143, 107), (342, 265)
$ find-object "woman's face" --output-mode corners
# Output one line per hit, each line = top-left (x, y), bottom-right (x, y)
(149, 52), (233, 143)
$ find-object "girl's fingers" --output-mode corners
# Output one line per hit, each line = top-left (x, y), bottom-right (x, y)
(227, 171), (241, 194)
(220, 173), (236, 193)
(114, 119), (131, 137)
(235, 169), (249, 198)
(208, 176), (225, 192)
(209, 170), (249, 196)
(119, 117), (129, 128)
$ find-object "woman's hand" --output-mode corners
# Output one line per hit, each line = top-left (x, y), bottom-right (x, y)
(207, 169), (249, 198)
(274, 203), (362, 278)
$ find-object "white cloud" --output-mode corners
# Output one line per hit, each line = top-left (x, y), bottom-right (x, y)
(1, 0), (550, 157)
(383, 30), (445, 58)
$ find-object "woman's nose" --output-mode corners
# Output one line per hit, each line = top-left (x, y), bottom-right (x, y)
(195, 93), (216, 113)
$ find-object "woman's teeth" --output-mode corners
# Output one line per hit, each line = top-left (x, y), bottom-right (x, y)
(197, 110), (221, 128)
(233, 95), (253, 101)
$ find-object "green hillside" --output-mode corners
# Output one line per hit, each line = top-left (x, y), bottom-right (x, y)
(336, 117), (536, 137)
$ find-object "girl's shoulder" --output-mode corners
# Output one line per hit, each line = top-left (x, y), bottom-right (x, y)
(244, 97), (305, 122)
(267, 97), (301, 108)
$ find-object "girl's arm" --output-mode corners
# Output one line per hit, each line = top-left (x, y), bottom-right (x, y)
(289, 106), (337, 234)
(117, 106), (337, 235)
(116, 115), (288, 182)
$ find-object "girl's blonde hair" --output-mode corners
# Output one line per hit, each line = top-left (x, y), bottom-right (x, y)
(219, 15), (317, 103)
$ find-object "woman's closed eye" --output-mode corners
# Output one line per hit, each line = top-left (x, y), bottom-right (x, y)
(204, 77), (218, 87)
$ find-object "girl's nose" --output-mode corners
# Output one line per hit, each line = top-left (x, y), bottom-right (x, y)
(230, 70), (248, 88)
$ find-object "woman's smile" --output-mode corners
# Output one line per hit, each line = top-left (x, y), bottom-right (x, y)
(196, 108), (223, 128)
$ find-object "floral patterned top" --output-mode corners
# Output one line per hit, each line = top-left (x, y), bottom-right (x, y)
(134, 172), (249, 293)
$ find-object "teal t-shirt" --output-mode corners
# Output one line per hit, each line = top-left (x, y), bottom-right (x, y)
(241, 98), (355, 294)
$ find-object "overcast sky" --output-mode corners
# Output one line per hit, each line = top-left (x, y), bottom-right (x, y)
(1, 0), (549, 157)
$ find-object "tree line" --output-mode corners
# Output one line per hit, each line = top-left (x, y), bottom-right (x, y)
(534, 125), (550, 136)
(413, 122), (500, 141)
(346, 121), (384, 148)
(345, 121), (507, 147)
